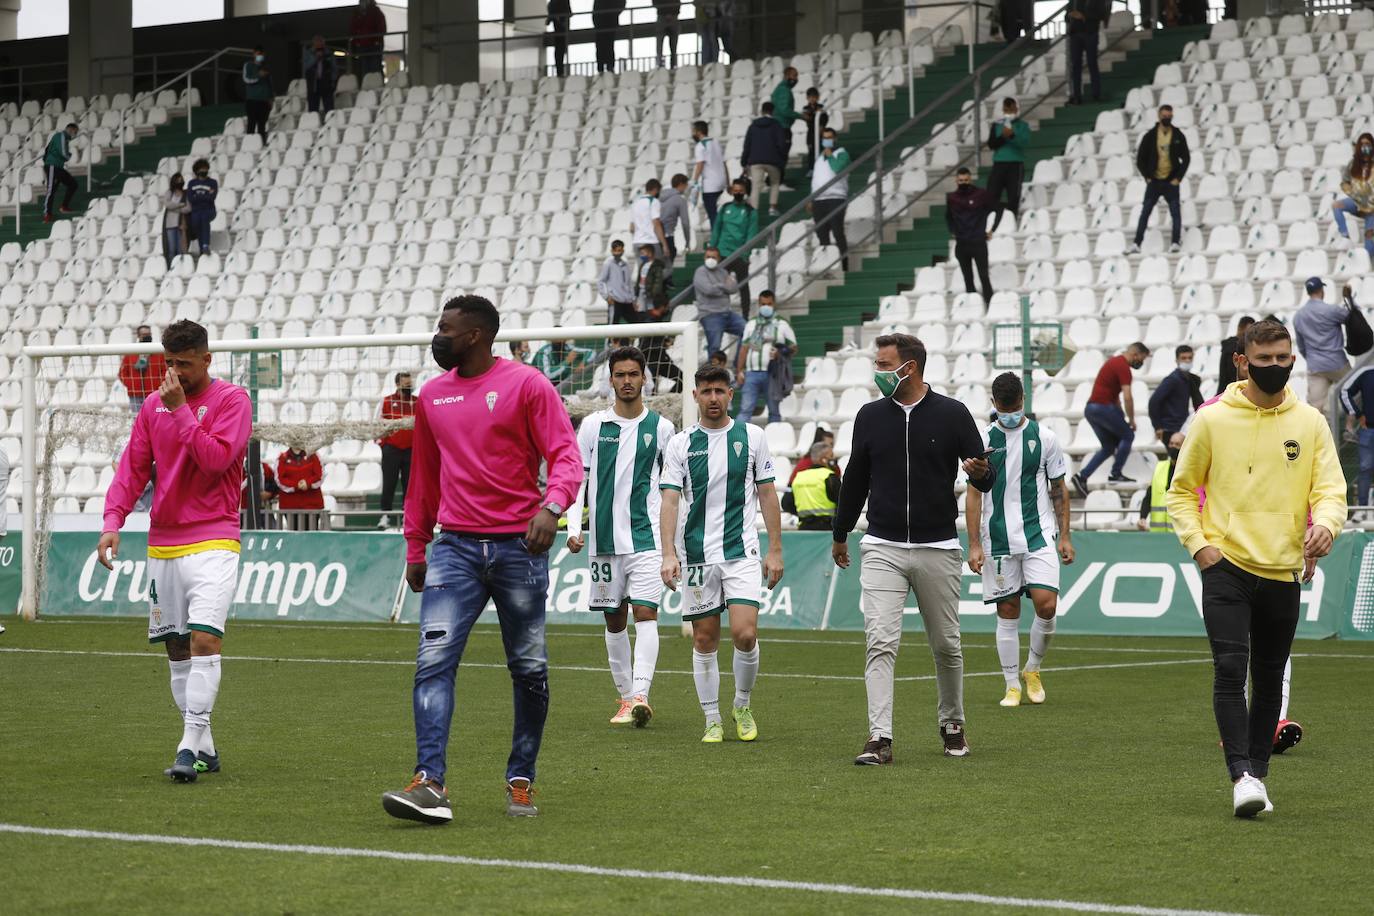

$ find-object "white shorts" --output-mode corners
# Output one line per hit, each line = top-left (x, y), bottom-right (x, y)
(681, 557), (761, 621)
(147, 550), (239, 643)
(588, 551), (664, 610)
(981, 546), (1059, 606)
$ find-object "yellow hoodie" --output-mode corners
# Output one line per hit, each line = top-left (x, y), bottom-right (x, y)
(1166, 382), (1347, 582)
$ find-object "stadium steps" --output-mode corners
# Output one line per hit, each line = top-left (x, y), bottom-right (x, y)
(0, 103), (242, 248)
(789, 25), (1209, 369)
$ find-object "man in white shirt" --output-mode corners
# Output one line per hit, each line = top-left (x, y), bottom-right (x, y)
(734, 290), (796, 424)
(629, 179), (670, 261)
(691, 120), (729, 229)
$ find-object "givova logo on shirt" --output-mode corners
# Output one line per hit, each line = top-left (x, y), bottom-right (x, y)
(432, 395), (465, 405)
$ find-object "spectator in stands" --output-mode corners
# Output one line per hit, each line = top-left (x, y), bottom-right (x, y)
(1130, 105), (1189, 255)
(735, 290), (797, 424)
(655, 1), (681, 68)
(0, 448), (7, 541)
(119, 325), (167, 412)
(547, 0), (572, 77)
(785, 441), (841, 531)
(1066, 0), (1108, 105)
(509, 339), (532, 364)
(1294, 277), (1351, 411)
(692, 120), (729, 228)
(693, 245), (744, 356)
(242, 47), (273, 141)
(1072, 342), (1150, 494)
(716, 0), (736, 57)
(945, 166), (1003, 305)
(985, 97), (1029, 220)
(772, 67), (800, 130)
(302, 35), (339, 114)
(697, 0), (721, 64)
(186, 159), (218, 256)
(802, 87), (828, 169)
(533, 339), (595, 391)
(711, 179), (758, 316)
(743, 102), (790, 216)
(709, 350), (729, 369)
(592, 0), (623, 74)
(635, 243), (670, 317)
(41, 122), (78, 223)
(659, 174), (691, 264)
(1136, 431), (1186, 531)
(998, 0), (1025, 43)
(1147, 345), (1203, 458)
(162, 174), (191, 268)
(1216, 315), (1255, 394)
(350, 0), (387, 76)
(637, 302), (683, 391)
(598, 239), (637, 324)
(790, 428), (840, 484)
(378, 372), (415, 528)
(629, 179), (670, 261)
(1341, 363), (1374, 506)
(810, 126), (850, 271)
(277, 447), (325, 531)
(1334, 133), (1374, 257)
(243, 461), (280, 530)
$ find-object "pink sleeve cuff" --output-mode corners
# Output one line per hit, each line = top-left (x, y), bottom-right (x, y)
(405, 540), (428, 564)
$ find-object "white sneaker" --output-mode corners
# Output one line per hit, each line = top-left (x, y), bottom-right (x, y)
(0, 623), (6, 634)
(1233, 772), (1269, 818)
(1128, 242), (1141, 254)
(1168, 242), (1181, 253)
(377, 515), (392, 529)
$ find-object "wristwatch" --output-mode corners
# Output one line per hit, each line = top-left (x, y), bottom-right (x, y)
(543, 502), (564, 517)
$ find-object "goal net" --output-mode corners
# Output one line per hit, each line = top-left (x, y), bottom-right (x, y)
(18, 321), (699, 619)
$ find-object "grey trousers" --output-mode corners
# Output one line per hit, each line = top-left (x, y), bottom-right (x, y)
(748, 163), (782, 210)
(859, 542), (965, 738)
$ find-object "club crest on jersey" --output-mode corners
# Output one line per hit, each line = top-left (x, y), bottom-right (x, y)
(733, 441), (743, 457)
(486, 391), (499, 412)
(1028, 440), (1037, 453)
(196, 406), (208, 422)
(643, 433), (653, 447)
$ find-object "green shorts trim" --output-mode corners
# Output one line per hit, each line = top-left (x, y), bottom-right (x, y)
(683, 605), (726, 622)
(148, 631), (188, 644)
(660, 483), (682, 491)
(629, 599), (660, 611)
(983, 594), (1020, 606)
(725, 598), (761, 609)
(1024, 583), (1059, 596)
(188, 623), (225, 637)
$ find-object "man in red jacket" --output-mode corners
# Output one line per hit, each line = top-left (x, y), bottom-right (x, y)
(378, 371), (415, 528)
(350, 0), (387, 76)
(119, 325), (168, 411)
(276, 448), (324, 531)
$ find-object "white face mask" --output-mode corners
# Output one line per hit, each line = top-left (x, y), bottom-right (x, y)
(1178, 361), (1193, 373)
(704, 257), (719, 269)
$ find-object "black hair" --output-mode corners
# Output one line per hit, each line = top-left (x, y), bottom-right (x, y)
(1129, 341), (1151, 356)
(759, 289), (776, 300)
(1175, 344), (1194, 359)
(692, 120), (709, 135)
(66, 122), (78, 131)
(1160, 104), (1173, 113)
(708, 350), (727, 363)
(991, 371), (1023, 407)
(607, 346), (647, 374)
(761, 101), (774, 115)
(162, 319), (209, 353)
(395, 370), (412, 384)
(1237, 315), (1256, 331)
(192, 158), (210, 173)
(956, 166), (972, 176)
(874, 333), (927, 374)
(610, 238), (624, 249)
(670, 172), (689, 186)
(645, 178), (661, 193)
(695, 365), (733, 388)
(806, 87), (819, 97)
(1245, 319), (1291, 350)
(1002, 97), (1017, 108)
(441, 295), (500, 336)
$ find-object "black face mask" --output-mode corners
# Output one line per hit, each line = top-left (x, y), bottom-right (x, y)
(1160, 118), (1173, 128)
(138, 334), (152, 343)
(787, 79), (797, 88)
(195, 170), (208, 178)
(1247, 362), (1292, 395)
(732, 192), (745, 202)
(957, 184), (973, 193)
(431, 335), (460, 371)
(399, 386), (412, 397)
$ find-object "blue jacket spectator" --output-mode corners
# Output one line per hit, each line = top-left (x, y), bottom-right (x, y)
(185, 159), (218, 255)
(1147, 346), (1203, 439)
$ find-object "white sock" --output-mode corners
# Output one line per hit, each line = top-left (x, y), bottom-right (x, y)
(631, 618), (659, 699)
(1280, 655), (1292, 720)
(692, 648), (721, 724)
(605, 628), (632, 699)
(169, 658), (190, 716)
(995, 617), (1020, 687)
(732, 643), (759, 708)
(1027, 615), (1056, 672)
(178, 655), (221, 753)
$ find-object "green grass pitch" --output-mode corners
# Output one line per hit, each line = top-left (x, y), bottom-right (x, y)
(0, 618), (1370, 914)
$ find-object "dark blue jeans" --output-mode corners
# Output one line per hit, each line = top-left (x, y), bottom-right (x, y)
(1134, 178), (1182, 246)
(188, 210), (214, 253)
(413, 533), (550, 787)
(1080, 402), (1134, 480)
(736, 369), (779, 423)
(700, 310), (746, 358)
(1359, 427), (1374, 505)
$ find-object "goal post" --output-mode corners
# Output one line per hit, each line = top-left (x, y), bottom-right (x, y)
(19, 321), (700, 620)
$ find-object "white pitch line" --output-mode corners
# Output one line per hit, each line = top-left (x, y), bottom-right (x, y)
(0, 823), (1257, 916)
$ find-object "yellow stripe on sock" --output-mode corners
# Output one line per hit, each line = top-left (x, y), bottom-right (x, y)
(147, 539), (242, 559)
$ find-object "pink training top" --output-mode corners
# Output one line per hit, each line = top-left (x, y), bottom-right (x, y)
(404, 358), (582, 564)
(103, 378), (253, 546)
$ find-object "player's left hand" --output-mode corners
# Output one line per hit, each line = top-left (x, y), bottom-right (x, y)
(1059, 536), (1075, 566)
(297, 481), (307, 491)
(962, 457), (990, 479)
(566, 535), (584, 554)
(405, 561), (427, 593)
(525, 509), (558, 555)
(764, 548), (784, 589)
(661, 555), (681, 590)
(158, 368), (185, 410)
(1304, 524), (1333, 559)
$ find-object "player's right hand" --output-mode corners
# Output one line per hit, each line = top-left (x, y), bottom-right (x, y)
(831, 540), (849, 569)
(97, 532), (120, 571)
(567, 535), (584, 553)
(661, 555), (680, 590)
(966, 546), (983, 575)
(1193, 545), (1223, 571)
(405, 561), (427, 593)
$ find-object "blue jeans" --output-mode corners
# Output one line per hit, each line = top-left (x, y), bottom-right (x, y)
(163, 227), (181, 266)
(188, 210), (213, 253)
(736, 369), (779, 423)
(1133, 178), (1181, 246)
(413, 533), (550, 787)
(700, 310), (746, 358)
(1333, 197), (1374, 256)
(1080, 402), (1134, 480)
(1359, 428), (1374, 505)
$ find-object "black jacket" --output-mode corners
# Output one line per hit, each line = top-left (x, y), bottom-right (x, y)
(742, 115), (790, 169)
(1066, 0), (1109, 33)
(1147, 368), (1203, 436)
(1217, 335), (1241, 394)
(944, 186), (1003, 243)
(1136, 124), (1190, 181)
(833, 390), (996, 544)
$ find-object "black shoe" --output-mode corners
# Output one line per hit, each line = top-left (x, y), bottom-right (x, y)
(1107, 474), (1136, 483)
(1071, 473), (1088, 498)
(382, 772), (453, 825)
(164, 748), (198, 783)
(854, 736), (893, 766)
(194, 750), (221, 774)
(941, 722), (969, 758)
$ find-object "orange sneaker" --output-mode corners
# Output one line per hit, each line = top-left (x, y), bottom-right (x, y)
(506, 778), (538, 817)
(630, 695), (653, 728)
(610, 697), (634, 725)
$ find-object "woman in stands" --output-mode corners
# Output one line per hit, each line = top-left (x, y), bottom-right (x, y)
(162, 173), (191, 268)
(1334, 133), (1374, 258)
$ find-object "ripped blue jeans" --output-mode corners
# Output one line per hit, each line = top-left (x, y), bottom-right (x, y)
(412, 532), (549, 787)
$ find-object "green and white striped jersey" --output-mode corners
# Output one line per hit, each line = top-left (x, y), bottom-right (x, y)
(661, 419), (775, 566)
(978, 419), (1067, 557)
(573, 408), (676, 556)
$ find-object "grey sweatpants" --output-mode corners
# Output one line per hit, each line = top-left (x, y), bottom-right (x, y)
(859, 542), (965, 738)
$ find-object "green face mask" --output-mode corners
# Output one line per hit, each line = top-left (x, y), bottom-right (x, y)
(874, 360), (912, 398)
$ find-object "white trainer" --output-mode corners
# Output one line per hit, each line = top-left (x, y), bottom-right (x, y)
(1233, 773), (1269, 818)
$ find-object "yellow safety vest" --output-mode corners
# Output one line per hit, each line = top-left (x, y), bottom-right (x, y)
(792, 467), (837, 518)
(1149, 458), (1172, 532)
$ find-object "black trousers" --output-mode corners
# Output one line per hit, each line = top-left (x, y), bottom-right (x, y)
(550, 16), (570, 76)
(593, 15), (617, 72)
(245, 99), (270, 140)
(813, 198), (849, 263)
(954, 239), (993, 301)
(380, 444), (411, 512)
(727, 258), (750, 319)
(1135, 178), (1182, 246)
(798, 515), (835, 532)
(307, 83), (335, 113)
(985, 161), (1023, 219)
(610, 300), (641, 324)
(43, 165), (77, 216)
(640, 337), (683, 389)
(1201, 558), (1299, 781)
(1068, 31), (1101, 103)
